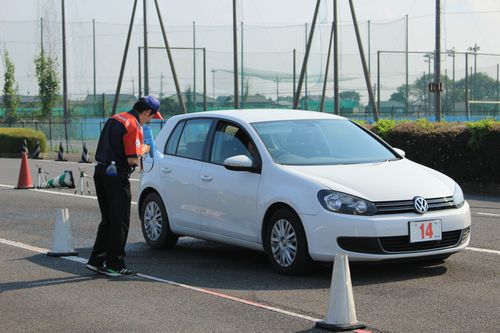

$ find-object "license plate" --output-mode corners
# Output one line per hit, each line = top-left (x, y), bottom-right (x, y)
(409, 220), (442, 243)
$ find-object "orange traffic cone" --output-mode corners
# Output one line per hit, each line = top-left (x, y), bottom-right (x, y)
(16, 152), (34, 189)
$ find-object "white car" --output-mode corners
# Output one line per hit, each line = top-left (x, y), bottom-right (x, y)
(139, 109), (471, 275)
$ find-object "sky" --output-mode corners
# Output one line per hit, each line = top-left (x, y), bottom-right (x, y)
(1, 0), (500, 101)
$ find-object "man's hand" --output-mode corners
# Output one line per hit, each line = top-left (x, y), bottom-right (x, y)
(142, 144), (151, 156)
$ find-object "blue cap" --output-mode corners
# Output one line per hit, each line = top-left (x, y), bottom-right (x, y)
(143, 95), (160, 113)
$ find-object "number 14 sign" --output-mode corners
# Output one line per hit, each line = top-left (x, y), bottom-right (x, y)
(409, 220), (442, 243)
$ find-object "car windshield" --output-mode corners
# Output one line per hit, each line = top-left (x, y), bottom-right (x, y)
(252, 119), (398, 165)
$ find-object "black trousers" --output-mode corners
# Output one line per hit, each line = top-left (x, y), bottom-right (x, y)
(90, 165), (131, 269)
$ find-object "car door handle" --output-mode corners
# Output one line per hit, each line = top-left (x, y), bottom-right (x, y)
(200, 175), (213, 181)
(161, 167), (172, 174)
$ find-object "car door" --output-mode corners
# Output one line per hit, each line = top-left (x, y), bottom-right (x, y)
(199, 120), (262, 242)
(159, 118), (214, 230)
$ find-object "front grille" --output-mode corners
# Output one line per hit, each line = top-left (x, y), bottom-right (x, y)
(379, 229), (462, 253)
(337, 227), (469, 254)
(374, 196), (456, 215)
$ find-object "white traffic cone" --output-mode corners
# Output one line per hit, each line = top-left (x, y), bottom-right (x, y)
(47, 208), (78, 257)
(316, 254), (365, 331)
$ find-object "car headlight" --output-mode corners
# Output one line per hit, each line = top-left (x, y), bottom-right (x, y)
(318, 190), (377, 216)
(453, 183), (465, 208)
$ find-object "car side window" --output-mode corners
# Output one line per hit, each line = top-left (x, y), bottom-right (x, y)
(210, 122), (256, 165)
(165, 121), (185, 155)
(175, 119), (213, 160)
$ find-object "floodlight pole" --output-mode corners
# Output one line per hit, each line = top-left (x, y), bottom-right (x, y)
(153, 0), (186, 113)
(293, 0), (321, 109)
(61, 0), (69, 151)
(143, 0), (149, 95)
(333, 0), (339, 115)
(348, 0), (379, 121)
(93, 19), (96, 115)
(434, 0), (442, 121)
(112, 0), (138, 115)
(232, 0), (239, 108)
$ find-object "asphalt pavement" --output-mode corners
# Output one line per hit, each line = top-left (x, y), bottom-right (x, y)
(0, 157), (499, 333)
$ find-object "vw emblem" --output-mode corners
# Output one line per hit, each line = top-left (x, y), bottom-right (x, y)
(413, 196), (428, 214)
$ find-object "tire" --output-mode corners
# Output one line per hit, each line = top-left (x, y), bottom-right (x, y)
(264, 207), (315, 275)
(140, 192), (178, 249)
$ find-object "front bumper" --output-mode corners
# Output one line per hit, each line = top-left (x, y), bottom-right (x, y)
(302, 201), (471, 262)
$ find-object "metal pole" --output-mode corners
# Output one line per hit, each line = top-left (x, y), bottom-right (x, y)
(434, 0), (442, 121)
(160, 72), (163, 98)
(193, 21), (197, 111)
(232, 0), (239, 108)
(293, 0), (321, 109)
(465, 53), (469, 118)
(93, 19), (96, 116)
(40, 18), (44, 54)
(405, 14), (409, 115)
(143, 0), (149, 95)
(153, 0), (186, 113)
(368, 20), (371, 77)
(348, 0), (379, 121)
(138, 47), (142, 97)
(334, 0), (339, 115)
(61, 0), (69, 152)
(241, 21), (244, 106)
(320, 20), (335, 113)
(112, 0), (138, 115)
(452, 49), (455, 113)
(304, 23), (309, 110)
(377, 51), (380, 114)
(203, 48), (207, 111)
(293, 49), (296, 104)
(496, 64), (499, 115)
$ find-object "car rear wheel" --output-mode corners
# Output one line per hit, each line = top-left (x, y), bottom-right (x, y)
(264, 208), (315, 275)
(140, 192), (178, 249)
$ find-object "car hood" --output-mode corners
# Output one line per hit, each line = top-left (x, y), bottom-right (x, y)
(283, 159), (455, 202)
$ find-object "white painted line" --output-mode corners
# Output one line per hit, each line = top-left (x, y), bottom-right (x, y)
(34, 159), (97, 166)
(0, 183), (137, 205)
(0, 237), (321, 323)
(466, 247), (500, 255)
(476, 212), (500, 218)
(129, 178), (140, 182)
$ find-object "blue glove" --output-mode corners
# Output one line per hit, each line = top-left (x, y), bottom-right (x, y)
(143, 125), (156, 158)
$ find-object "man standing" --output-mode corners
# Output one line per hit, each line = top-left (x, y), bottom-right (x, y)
(86, 96), (162, 277)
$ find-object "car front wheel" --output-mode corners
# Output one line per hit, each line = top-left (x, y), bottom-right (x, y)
(264, 208), (315, 275)
(140, 192), (178, 249)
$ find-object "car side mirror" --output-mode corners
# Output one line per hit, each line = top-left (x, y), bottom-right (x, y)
(223, 155), (258, 172)
(393, 148), (405, 158)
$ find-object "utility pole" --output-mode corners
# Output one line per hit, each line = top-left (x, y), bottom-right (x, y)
(320, 19), (335, 113)
(232, 0), (239, 109)
(424, 52), (432, 114)
(434, 0), (442, 121)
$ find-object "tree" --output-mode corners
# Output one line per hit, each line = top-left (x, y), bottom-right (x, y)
(339, 90), (361, 105)
(159, 96), (181, 117)
(2, 48), (20, 124)
(34, 51), (60, 119)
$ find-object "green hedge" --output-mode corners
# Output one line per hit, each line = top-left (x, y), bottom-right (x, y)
(0, 128), (47, 157)
(369, 119), (500, 184)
